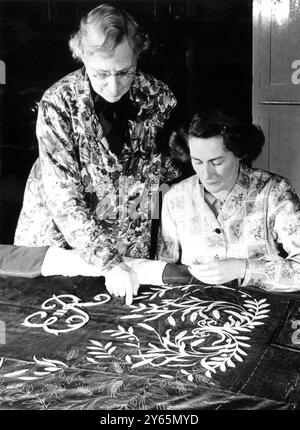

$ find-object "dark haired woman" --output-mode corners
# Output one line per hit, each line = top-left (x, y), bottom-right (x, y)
(159, 111), (300, 292)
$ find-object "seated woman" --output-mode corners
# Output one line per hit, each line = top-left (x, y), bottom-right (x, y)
(158, 110), (300, 292)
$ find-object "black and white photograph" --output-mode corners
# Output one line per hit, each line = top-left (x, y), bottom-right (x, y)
(0, 0), (299, 415)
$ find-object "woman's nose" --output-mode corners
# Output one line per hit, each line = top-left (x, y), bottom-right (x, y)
(106, 75), (121, 95)
(201, 163), (214, 179)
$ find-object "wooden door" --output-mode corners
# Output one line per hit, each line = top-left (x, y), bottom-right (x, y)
(253, 0), (300, 193)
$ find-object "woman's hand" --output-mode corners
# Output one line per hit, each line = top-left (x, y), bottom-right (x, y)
(105, 262), (140, 305)
(188, 258), (247, 285)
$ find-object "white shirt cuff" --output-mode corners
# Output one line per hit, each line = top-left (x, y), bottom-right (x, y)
(124, 257), (167, 285)
(41, 247), (106, 277)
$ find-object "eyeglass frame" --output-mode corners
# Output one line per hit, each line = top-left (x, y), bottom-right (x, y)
(84, 60), (137, 82)
(90, 69), (136, 81)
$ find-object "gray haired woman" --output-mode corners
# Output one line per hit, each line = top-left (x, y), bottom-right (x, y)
(14, 4), (178, 304)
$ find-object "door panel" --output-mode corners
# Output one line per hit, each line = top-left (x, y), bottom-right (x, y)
(253, 0), (300, 194)
(256, 105), (300, 194)
(257, 0), (300, 102)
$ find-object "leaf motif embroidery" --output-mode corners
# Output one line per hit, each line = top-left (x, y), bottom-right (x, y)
(86, 284), (270, 380)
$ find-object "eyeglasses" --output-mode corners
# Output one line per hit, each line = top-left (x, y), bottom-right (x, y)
(89, 69), (136, 82)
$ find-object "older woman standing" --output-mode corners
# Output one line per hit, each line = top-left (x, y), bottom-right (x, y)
(159, 110), (300, 292)
(14, 4), (178, 302)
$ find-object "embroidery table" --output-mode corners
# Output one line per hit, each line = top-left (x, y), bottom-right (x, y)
(0, 275), (299, 410)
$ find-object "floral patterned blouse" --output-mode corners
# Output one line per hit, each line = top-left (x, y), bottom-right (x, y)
(158, 164), (300, 292)
(14, 67), (178, 269)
